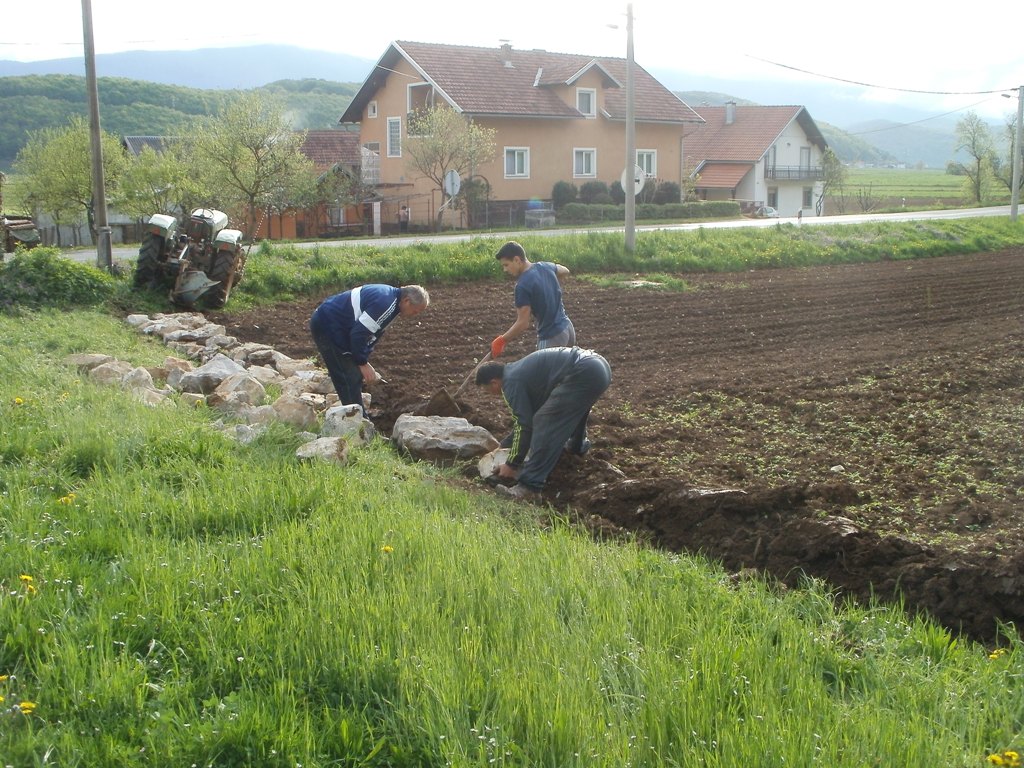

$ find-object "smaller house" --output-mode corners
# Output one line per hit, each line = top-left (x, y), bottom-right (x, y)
(684, 103), (828, 216)
(122, 130), (366, 240)
(257, 129), (366, 240)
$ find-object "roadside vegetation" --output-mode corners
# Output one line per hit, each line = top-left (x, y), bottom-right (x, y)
(2, 219), (1023, 766)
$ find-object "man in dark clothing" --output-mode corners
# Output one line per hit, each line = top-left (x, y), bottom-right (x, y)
(309, 284), (430, 412)
(490, 241), (575, 360)
(475, 347), (611, 501)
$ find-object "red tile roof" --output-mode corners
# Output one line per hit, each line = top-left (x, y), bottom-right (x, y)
(341, 41), (703, 125)
(300, 130), (361, 171)
(684, 105), (826, 167)
(694, 162), (754, 189)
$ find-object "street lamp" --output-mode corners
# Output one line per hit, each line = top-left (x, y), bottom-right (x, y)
(624, 3), (636, 252)
(1011, 86), (1023, 222)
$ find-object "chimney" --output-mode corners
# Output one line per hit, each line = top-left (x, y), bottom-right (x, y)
(725, 101), (736, 125)
(500, 41), (513, 68)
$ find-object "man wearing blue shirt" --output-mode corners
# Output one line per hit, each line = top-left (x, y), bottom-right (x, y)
(309, 284), (430, 412)
(490, 241), (575, 359)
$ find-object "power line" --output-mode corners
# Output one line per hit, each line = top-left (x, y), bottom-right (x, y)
(747, 54), (1014, 96)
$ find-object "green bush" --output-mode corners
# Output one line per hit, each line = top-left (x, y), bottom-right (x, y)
(557, 200), (740, 224)
(653, 181), (681, 204)
(551, 180), (577, 210)
(578, 180), (611, 204)
(0, 247), (117, 313)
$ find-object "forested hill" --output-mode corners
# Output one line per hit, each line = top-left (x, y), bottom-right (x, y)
(1, 73), (912, 173)
(0, 75), (358, 171)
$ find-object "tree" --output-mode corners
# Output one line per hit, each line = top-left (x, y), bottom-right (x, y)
(117, 140), (206, 221)
(13, 115), (126, 242)
(953, 112), (995, 204)
(818, 148), (847, 215)
(192, 92), (313, 238)
(991, 113), (1024, 199)
(404, 107), (497, 231)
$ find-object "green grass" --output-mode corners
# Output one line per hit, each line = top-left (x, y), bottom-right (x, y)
(845, 167), (967, 199)
(2, 224), (1024, 766)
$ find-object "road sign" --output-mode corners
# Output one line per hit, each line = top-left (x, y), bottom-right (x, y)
(620, 164), (646, 196)
(443, 170), (461, 196)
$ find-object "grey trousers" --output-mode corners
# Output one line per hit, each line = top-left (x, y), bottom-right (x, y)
(537, 319), (576, 349)
(518, 352), (611, 490)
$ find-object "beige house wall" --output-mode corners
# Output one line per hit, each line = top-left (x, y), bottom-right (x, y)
(352, 59), (688, 225)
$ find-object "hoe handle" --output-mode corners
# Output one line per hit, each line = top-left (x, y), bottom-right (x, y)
(452, 351), (493, 399)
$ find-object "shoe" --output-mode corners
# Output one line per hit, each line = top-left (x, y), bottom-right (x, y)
(495, 483), (542, 502)
(565, 438), (591, 456)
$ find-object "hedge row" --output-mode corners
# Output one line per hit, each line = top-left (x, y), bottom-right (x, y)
(558, 200), (740, 223)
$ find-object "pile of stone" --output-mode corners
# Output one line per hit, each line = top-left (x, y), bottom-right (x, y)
(63, 311), (498, 469)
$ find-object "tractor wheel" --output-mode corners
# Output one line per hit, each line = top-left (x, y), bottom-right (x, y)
(134, 232), (164, 289)
(202, 247), (242, 309)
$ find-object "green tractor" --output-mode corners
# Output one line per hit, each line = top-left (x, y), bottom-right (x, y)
(134, 208), (246, 308)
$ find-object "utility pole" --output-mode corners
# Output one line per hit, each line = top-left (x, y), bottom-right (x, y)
(1011, 85), (1023, 222)
(624, 3), (636, 252)
(81, 0), (112, 270)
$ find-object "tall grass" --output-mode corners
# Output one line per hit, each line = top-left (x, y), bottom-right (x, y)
(231, 217), (1024, 307)
(2, 311), (1022, 766)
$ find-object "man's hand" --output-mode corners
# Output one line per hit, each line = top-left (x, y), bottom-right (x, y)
(359, 362), (380, 384)
(490, 335), (507, 358)
(495, 463), (520, 480)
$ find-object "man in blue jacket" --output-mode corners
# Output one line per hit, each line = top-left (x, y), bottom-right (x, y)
(475, 346), (611, 501)
(309, 284), (430, 412)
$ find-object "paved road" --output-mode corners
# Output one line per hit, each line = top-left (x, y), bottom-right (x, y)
(68, 205), (1016, 266)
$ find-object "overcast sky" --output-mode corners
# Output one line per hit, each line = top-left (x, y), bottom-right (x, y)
(3, 0), (1022, 119)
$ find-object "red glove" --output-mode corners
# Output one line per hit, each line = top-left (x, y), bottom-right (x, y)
(491, 335), (507, 358)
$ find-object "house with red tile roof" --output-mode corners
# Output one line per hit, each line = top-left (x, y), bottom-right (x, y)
(340, 40), (704, 229)
(684, 103), (829, 217)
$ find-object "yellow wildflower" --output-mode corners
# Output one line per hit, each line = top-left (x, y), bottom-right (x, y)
(16, 701), (36, 715)
(13, 397), (24, 405)
(381, 545), (394, 553)
(0, 675), (8, 682)
(19, 574), (37, 594)
(58, 492), (76, 505)
(989, 648), (1008, 659)
(990, 755), (1006, 766)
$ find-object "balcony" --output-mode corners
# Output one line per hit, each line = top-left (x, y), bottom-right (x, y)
(764, 165), (825, 180)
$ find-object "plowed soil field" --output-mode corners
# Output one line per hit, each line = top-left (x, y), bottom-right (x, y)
(210, 248), (1024, 642)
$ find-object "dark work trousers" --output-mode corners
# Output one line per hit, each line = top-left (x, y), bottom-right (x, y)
(518, 353), (611, 490)
(309, 308), (365, 411)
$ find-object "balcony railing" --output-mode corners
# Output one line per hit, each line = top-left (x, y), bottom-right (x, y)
(764, 165), (825, 180)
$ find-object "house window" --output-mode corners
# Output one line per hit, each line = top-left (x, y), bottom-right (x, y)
(367, 101), (378, 119)
(362, 142), (380, 185)
(387, 117), (402, 158)
(768, 187), (778, 208)
(576, 88), (596, 117)
(636, 150), (656, 177)
(407, 83), (435, 136)
(573, 148), (596, 178)
(800, 146), (811, 169)
(803, 187), (813, 208)
(328, 207), (346, 226)
(505, 147), (530, 178)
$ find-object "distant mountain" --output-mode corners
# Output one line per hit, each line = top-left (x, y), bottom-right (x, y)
(673, 86), (963, 169)
(0, 75), (357, 171)
(0, 45), (374, 90)
(0, 45), (985, 168)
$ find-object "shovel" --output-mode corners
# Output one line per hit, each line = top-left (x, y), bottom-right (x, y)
(413, 351), (492, 417)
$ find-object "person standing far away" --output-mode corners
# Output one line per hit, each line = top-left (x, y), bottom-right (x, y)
(399, 205), (410, 233)
(309, 284), (430, 415)
(475, 346), (612, 501)
(490, 241), (574, 360)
